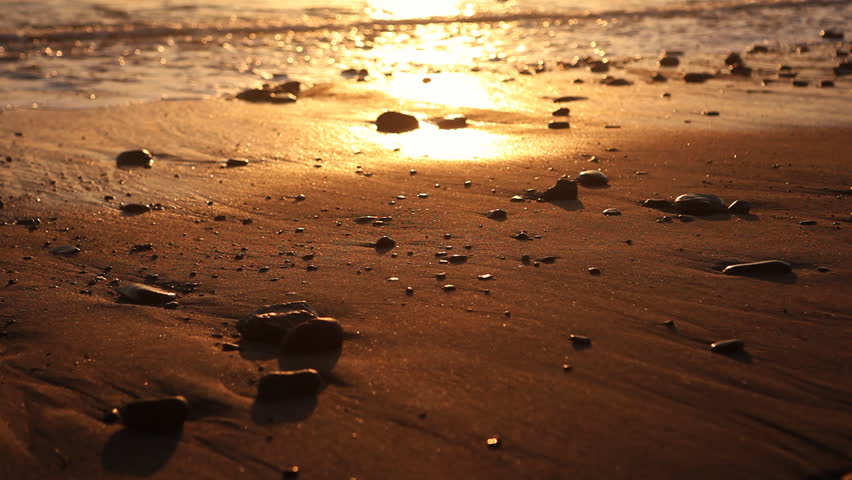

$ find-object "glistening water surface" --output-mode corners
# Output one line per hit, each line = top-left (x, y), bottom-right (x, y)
(1, 0), (850, 108)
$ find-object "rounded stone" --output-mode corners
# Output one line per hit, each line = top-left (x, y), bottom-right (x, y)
(237, 302), (317, 343)
(282, 317), (344, 354)
(376, 111), (419, 133)
(727, 200), (751, 214)
(674, 194), (725, 215)
(577, 170), (609, 187)
(120, 396), (189, 433)
(116, 149), (153, 168)
(257, 369), (322, 400)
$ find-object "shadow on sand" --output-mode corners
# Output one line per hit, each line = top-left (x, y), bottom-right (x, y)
(102, 429), (181, 476)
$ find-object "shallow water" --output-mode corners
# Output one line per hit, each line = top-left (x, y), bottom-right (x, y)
(1, 0), (850, 108)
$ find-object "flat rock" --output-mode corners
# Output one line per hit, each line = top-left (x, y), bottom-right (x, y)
(237, 301), (317, 343)
(727, 200), (751, 214)
(577, 170), (609, 187)
(50, 245), (80, 255)
(710, 339), (744, 354)
(376, 111), (419, 133)
(603, 208), (621, 216)
(485, 209), (508, 220)
(118, 283), (177, 306)
(116, 149), (153, 168)
(282, 317), (344, 353)
(548, 121), (570, 129)
(120, 396), (188, 432)
(553, 96), (586, 103)
(436, 115), (467, 130)
(552, 108), (570, 116)
(722, 260), (792, 276)
(674, 194), (725, 215)
(236, 88), (296, 103)
(226, 158), (249, 167)
(375, 236), (396, 250)
(683, 72), (715, 83)
(120, 203), (152, 214)
(540, 177), (578, 201)
(642, 198), (673, 209)
(257, 369), (322, 400)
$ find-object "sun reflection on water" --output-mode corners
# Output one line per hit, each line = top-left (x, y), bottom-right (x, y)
(366, 0), (476, 20)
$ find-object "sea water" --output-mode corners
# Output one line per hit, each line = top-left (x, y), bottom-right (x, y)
(0, 0), (849, 108)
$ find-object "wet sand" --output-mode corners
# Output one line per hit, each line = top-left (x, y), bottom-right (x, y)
(0, 72), (851, 479)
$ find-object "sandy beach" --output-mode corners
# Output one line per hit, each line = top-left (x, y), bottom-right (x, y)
(1, 1), (852, 477)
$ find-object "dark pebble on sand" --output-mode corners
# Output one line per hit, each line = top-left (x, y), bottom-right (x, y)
(120, 396), (188, 432)
(442, 284), (456, 292)
(588, 267), (601, 275)
(674, 193), (725, 215)
(548, 121), (570, 129)
(798, 220), (816, 225)
(437, 115), (467, 130)
(658, 52), (680, 67)
(513, 231), (533, 241)
(569, 334), (591, 345)
(577, 170), (609, 187)
(226, 158), (249, 167)
(486, 209), (508, 220)
(683, 73), (714, 83)
(448, 255), (468, 264)
(651, 73), (668, 82)
(258, 369), (322, 400)
(603, 208), (621, 216)
(710, 339), (744, 354)
(729, 64), (752, 76)
(554, 96), (585, 103)
(120, 203), (151, 214)
(722, 260), (792, 276)
(376, 111), (419, 133)
(727, 200), (751, 214)
(748, 45), (769, 54)
(486, 436), (503, 449)
(552, 108), (570, 116)
(540, 177), (578, 201)
(283, 317), (343, 353)
(724, 53), (743, 66)
(50, 245), (80, 256)
(375, 236), (396, 250)
(819, 80), (835, 88)
(820, 29), (844, 40)
(130, 243), (154, 252)
(236, 88), (296, 104)
(118, 283), (177, 305)
(703, 111), (720, 116)
(642, 198), (673, 209)
(792, 80), (809, 87)
(116, 149), (154, 168)
(237, 301), (317, 343)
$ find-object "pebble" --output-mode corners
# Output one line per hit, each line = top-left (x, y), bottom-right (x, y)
(548, 121), (570, 130)
(120, 396), (189, 432)
(577, 170), (609, 187)
(375, 236), (397, 251)
(120, 203), (152, 214)
(282, 317), (344, 353)
(376, 111), (419, 133)
(257, 369), (322, 400)
(236, 88), (296, 104)
(118, 283), (177, 306)
(703, 111), (720, 116)
(710, 339), (744, 354)
(486, 436), (502, 449)
(478, 274), (493, 280)
(820, 29), (843, 40)
(819, 80), (835, 88)
(539, 256), (557, 264)
(116, 149), (154, 168)
(553, 96), (586, 103)
(437, 115), (468, 130)
(683, 72), (714, 83)
(658, 51), (680, 67)
(222, 342), (240, 352)
(588, 267), (601, 275)
(642, 198), (673, 209)
(552, 108), (570, 116)
(509, 195), (525, 202)
(226, 158), (250, 168)
(237, 301), (318, 343)
(486, 209), (508, 220)
(724, 52), (743, 66)
(448, 255), (468, 264)
(513, 231), (533, 241)
(569, 334), (591, 345)
(673, 193), (725, 215)
(50, 245), (80, 255)
(602, 208), (621, 216)
(540, 177), (578, 201)
(727, 200), (751, 214)
(651, 73), (668, 82)
(442, 284), (457, 291)
(722, 260), (792, 276)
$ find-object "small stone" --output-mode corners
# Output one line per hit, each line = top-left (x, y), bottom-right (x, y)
(658, 52), (679, 67)
(222, 342), (241, 352)
(553, 96), (586, 103)
(603, 208), (621, 216)
(710, 339), (744, 354)
(722, 260), (792, 276)
(50, 245), (80, 255)
(406, 287), (415, 295)
(588, 267), (601, 275)
(651, 73), (667, 82)
(569, 334), (591, 345)
(509, 195), (525, 202)
(376, 111), (419, 133)
(642, 198), (673, 209)
(236, 88), (296, 103)
(448, 255), (468, 265)
(282, 317), (344, 353)
(118, 283), (177, 306)
(283, 466), (301, 478)
(819, 80), (835, 88)
(120, 203), (151, 214)
(237, 301), (317, 343)
(130, 243), (154, 252)
(727, 200), (751, 214)
(486, 209), (507, 220)
(375, 236), (396, 251)
(513, 231), (533, 241)
(562, 364), (573, 371)
(435, 272), (447, 280)
(120, 396), (189, 433)
(724, 52), (743, 66)
(548, 121), (570, 130)
(729, 64), (752, 76)
(683, 72), (714, 83)
(442, 284), (456, 292)
(116, 149), (154, 168)
(257, 369), (322, 400)
(540, 177), (578, 201)
(464, 180), (472, 188)
(552, 108), (570, 116)
(538, 256), (557, 264)
(748, 45), (770, 54)
(437, 115), (467, 130)
(486, 436), (502, 449)
(577, 170), (608, 187)
(674, 194), (725, 215)
(226, 158), (249, 168)
(703, 111), (720, 116)
(820, 29), (843, 40)
(816, 266), (830, 273)
(477, 274), (493, 280)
